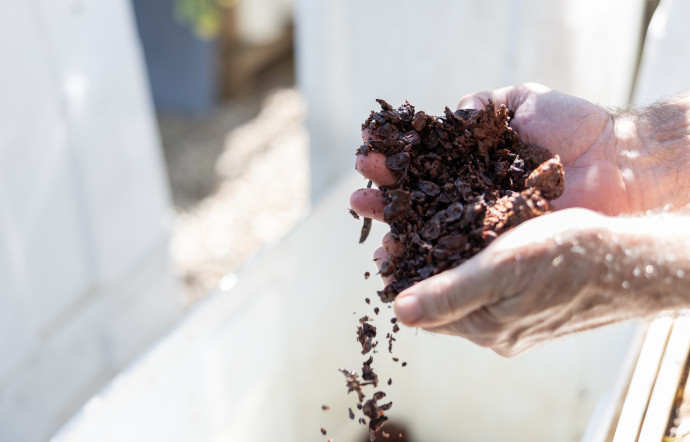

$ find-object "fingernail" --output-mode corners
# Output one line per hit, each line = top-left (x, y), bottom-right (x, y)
(395, 295), (423, 323)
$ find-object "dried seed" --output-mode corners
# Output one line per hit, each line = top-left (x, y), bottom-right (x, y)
(359, 218), (372, 244)
(385, 152), (410, 171)
(411, 111), (427, 131)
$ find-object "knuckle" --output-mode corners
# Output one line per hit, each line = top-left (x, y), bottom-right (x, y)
(456, 95), (472, 109)
(492, 345), (518, 358)
(427, 275), (458, 318)
(493, 329), (532, 357)
(470, 333), (499, 348)
(520, 82), (548, 92)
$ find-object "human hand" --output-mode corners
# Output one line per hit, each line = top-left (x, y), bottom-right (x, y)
(351, 83), (636, 224)
(391, 209), (616, 356)
(391, 206), (690, 356)
(455, 85), (690, 214)
(456, 83), (631, 215)
(349, 84), (616, 329)
(349, 83), (621, 301)
(349, 86), (690, 355)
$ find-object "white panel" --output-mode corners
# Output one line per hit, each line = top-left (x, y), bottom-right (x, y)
(36, 0), (172, 283)
(0, 2), (181, 441)
(633, 0), (690, 105)
(516, 0), (644, 106)
(296, 0), (645, 199)
(0, 193), (33, 380)
(0, 2), (92, 340)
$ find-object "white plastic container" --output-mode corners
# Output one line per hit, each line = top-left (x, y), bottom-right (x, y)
(53, 172), (640, 442)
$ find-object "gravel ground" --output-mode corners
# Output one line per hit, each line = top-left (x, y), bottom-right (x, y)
(159, 60), (310, 302)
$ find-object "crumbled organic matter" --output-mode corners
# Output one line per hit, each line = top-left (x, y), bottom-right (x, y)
(358, 99), (563, 301)
(343, 99), (564, 439)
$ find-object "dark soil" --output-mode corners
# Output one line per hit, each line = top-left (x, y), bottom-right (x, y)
(342, 99), (564, 440)
(360, 99), (563, 301)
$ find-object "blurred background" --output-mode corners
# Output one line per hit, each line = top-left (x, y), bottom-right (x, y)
(3, 0), (690, 441)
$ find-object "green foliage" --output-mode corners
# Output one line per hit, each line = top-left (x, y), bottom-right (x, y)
(174, 0), (235, 40)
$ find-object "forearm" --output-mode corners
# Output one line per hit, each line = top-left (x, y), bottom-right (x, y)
(615, 94), (690, 212)
(595, 211), (690, 316)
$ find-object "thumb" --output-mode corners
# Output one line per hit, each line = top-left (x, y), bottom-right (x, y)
(456, 95), (487, 110)
(393, 259), (489, 328)
(456, 86), (512, 111)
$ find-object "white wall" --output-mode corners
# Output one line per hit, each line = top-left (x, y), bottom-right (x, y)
(296, 0), (646, 200)
(0, 1), (182, 441)
(633, 0), (690, 105)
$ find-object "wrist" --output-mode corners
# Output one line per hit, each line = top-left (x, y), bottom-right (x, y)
(613, 95), (690, 212)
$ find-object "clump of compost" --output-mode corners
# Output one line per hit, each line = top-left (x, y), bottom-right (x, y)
(339, 99), (564, 440)
(359, 99), (564, 300)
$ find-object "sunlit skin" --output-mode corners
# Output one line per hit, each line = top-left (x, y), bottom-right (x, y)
(350, 83), (690, 356)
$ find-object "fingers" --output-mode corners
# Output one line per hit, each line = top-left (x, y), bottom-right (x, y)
(355, 151), (397, 187)
(428, 318), (553, 357)
(457, 86), (513, 110)
(424, 307), (505, 346)
(457, 92), (499, 111)
(350, 188), (386, 221)
(382, 231), (405, 257)
(357, 128), (397, 186)
(393, 257), (490, 328)
(457, 83), (549, 112)
(373, 246), (394, 285)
